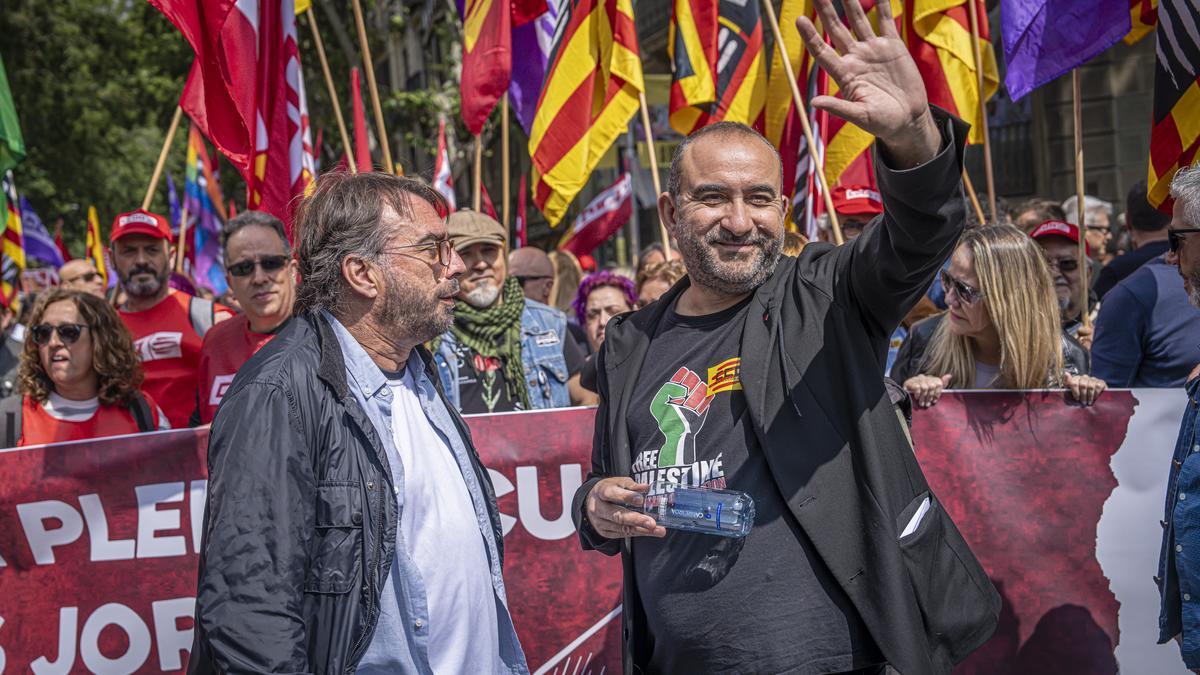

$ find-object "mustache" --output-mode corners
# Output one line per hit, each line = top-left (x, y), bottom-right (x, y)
(125, 264), (160, 277)
(705, 229), (769, 246)
(440, 278), (461, 297)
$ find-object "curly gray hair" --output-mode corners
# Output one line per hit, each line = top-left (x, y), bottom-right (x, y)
(1171, 164), (1200, 227)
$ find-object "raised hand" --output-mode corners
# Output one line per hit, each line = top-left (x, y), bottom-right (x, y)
(797, 0), (941, 168)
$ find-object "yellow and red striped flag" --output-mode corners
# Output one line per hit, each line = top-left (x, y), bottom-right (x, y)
(528, 0), (643, 226)
(85, 205), (107, 288)
(906, 0), (997, 145)
(1, 172), (24, 304)
(1124, 0), (1157, 45)
(668, 0), (767, 136)
(1148, 0), (1200, 211)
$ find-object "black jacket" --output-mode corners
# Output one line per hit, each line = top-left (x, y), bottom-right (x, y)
(571, 110), (1000, 675)
(890, 313), (1091, 386)
(189, 312), (504, 674)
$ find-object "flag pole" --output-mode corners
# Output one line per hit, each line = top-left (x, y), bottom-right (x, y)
(473, 135), (483, 212)
(350, 0), (397, 175)
(502, 93), (511, 228)
(760, 0), (843, 244)
(637, 91), (671, 259)
(143, 106), (184, 211)
(1072, 69), (1089, 328)
(305, 9), (356, 174)
(962, 169), (986, 224)
(965, 0), (997, 223)
(175, 203), (190, 273)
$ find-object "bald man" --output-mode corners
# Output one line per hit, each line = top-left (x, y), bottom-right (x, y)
(58, 260), (106, 298)
(509, 247), (555, 305)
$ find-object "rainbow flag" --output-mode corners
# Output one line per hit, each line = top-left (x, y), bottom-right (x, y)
(528, 0), (644, 226)
(185, 126), (228, 296)
(1, 171), (26, 304)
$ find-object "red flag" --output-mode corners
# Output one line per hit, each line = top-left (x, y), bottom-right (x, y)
(351, 67), (372, 172)
(53, 219), (71, 262)
(515, 172), (528, 248)
(560, 173), (631, 257)
(512, 0), (548, 26)
(461, 0), (512, 135)
(151, 0), (315, 230)
(480, 180), (499, 221)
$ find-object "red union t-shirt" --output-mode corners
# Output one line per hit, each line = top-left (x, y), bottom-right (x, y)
(196, 314), (281, 424)
(119, 289), (227, 428)
(19, 393), (162, 446)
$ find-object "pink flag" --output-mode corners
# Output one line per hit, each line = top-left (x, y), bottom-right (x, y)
(351, 67), (372, 172)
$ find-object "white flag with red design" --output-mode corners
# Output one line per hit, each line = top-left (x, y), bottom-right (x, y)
(434, 118), (457, 211)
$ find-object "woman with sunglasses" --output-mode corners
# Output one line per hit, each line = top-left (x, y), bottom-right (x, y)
(891, 225), (1105, 408)
(0, 289), (167, 447)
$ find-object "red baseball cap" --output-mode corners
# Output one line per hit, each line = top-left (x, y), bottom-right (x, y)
(831, 185), (883, 216)
(110, 209), (172, 244)
(1029, 219), (1091, 256)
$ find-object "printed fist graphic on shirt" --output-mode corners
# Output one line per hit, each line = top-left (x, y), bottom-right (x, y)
(650, 367), (712, 467)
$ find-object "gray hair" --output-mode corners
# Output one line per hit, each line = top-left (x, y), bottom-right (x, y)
(1061, 194), (1113, 226)
(221, 210), (290, 257)
(1171, 164), (1200, 227)
(667, 121), (783, 201)
(292, 171), (448, 315)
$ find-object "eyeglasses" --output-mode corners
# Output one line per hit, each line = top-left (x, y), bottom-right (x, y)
(515, 274), (552, 286)
(383, 238), (454, 268)
(31, 323), (88, 346)
(940, 269), (984, 305)
(228, 255), (290, 278)
(1044, 256), (1080, 273)
(1169, 228), (1200, 253)
(63, 271), (100, 285)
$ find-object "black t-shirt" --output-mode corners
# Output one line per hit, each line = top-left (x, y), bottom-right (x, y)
(627, 296), (882, 673)
(451, 327), (586, 414)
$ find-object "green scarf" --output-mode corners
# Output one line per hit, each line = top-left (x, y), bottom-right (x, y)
(449, 275), (531, 409)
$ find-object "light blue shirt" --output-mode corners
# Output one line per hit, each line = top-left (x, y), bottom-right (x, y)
(320, 312), (528, 674)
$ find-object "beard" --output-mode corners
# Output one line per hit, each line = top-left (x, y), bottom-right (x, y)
(1188, 269), (1200, 309)
(461, 278), (501, 309)
(377, 273), (460, 341)
(121, 263), (169, 299)
(676, 224), (783, 296)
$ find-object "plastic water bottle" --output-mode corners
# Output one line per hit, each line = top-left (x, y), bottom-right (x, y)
(640, 482), (755, 538)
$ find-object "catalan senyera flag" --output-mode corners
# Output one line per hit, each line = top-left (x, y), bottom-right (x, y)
(765, 0), (815, 203)
(0, 172), (25, 303)
(1148, 0), (1200, 212)
(668, 0), (768, 136)
(460, 0), (512, 136)
(528, 0), (644, 227)
(85, 206), (107, 288)
(906, 0), (997, 145)
(1125, 0), (1158, 44)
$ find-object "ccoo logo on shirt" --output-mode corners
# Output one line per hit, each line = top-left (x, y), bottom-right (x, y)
(133, 332), (183, 362)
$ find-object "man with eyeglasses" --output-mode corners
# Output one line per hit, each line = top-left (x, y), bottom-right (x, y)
(193, 211), (297, 425)
(1030, 220), (1096, 347)
(1091, 176), (1200, 388)
(432, 210), (585, 413)
(57, 260), (106, 299)
(111, 209), (230, 428)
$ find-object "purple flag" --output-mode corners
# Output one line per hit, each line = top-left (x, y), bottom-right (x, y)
(165, 170), (182, 234)
(17, 197), (64, 268)
(1002, 0), (1130, 101)
(509, 3), (559, 133)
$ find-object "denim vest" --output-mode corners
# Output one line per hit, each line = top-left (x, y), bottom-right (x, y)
(434, 298), (571, 411)
(1158, 377), (1200, 668)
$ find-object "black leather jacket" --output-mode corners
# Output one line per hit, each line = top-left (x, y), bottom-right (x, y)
(890, 313), (1091, 386)
(189, 312), (504, 674)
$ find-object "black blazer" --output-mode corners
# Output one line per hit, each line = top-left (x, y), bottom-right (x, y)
(572, 109), (1000, 675)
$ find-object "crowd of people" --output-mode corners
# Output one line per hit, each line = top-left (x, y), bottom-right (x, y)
(0, 164), (1195, 447)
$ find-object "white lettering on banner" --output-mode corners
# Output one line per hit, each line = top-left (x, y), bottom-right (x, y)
(135, 483), (187, 558)
(133, 332), (183, 362)
(80, 603), (151, 673)
(79, 494), (135, 561)
(208, 375), (235, 406)
(488, 464), (583, 540)
(190, 480), (207, 553)
(31, 606), (77, 674)
(18, 500), (84, 565)
(151, 597), (195, 671)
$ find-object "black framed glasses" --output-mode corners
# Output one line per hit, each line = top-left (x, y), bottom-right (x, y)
(228, 255), (290, 278)
(31, 323), (88, 346)
(383, 238), (453, 268)
(1169, 228), (1200, 253)
(940, 269), (984, 305)
(1044, 256), (1080, 273)
(515, 274), (552, 287)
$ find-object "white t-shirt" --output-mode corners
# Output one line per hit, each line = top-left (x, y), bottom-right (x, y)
(387, 369), (500, 674)
(43, 391), (171, 430)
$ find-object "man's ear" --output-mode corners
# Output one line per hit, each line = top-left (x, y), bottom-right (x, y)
(659, 192), (679, 239)
(341, 255), (380, 300)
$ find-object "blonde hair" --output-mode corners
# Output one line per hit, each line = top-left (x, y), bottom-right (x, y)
(924, 225), (1064, 389)
(548, 250), (583, 313)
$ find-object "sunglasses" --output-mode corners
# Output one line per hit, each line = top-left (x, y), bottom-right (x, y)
(228, 255), (290, 278)
(383, 238), (454, 268)
(1169, 228), (1200, 254)
(64, 271), (100, 285)
(31, 323), (88, 346)
(940, 269), (984, 305)
(515, 274), (552, 286)
(1044, 256), (1079, 273)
